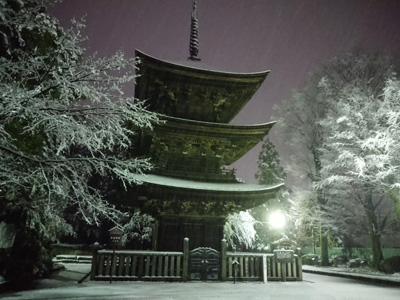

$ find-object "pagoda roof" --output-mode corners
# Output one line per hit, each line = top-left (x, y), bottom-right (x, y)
(133, 174), (283, 212)
(134, 174), (282, 192)
(136, 49), (269, 77)
(135, 50), (270, 123)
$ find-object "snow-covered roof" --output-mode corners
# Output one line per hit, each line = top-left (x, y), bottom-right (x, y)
(133, 174), (282, 193)
(136, 49), (270, 76)
(160, 114), (275, 130)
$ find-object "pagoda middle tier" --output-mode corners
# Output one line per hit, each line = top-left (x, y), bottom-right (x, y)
(138, 115), (275, 182)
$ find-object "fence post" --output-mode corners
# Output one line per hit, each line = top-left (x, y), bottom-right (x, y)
(221, 239), (227, 281)
(262, 255), (268, 283)
(89, 248), (98, 281)
(297, 255), (303, 281)
(182, 237), (189, 281)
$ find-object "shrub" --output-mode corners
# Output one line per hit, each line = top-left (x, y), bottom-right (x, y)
(347, 258), (368, 268)
(302, 254), (320, 265)
(330, 255), (349, 266)
(382, 256), (400, 274)
(0, 229), (53, 289)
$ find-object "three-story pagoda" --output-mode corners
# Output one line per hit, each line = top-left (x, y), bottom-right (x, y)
(130, 3), (283, 251)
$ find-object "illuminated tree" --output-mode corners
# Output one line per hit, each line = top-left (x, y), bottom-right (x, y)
(224, 211), (257, 249)
(274, 49), (397, 267)
(273, 73), (330, 264)
(316, 76), (400, 271)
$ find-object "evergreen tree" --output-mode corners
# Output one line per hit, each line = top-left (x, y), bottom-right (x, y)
(224, 138), (287, 251)
(251, 138), (289, 250)
(255, 138), (286, 185)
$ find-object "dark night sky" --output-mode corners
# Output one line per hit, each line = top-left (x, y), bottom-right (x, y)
(51, 0), (400, 184)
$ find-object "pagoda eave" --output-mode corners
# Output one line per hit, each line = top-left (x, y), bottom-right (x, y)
(133, 174), (283, 215)
(159, 115), (275, 135)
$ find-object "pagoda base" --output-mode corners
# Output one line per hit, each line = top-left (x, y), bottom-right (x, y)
(153, 215), (225, 251)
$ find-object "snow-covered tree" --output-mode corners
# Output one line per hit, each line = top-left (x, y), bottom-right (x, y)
(381, 79), (400, 220)
(0, 0), (158, 281)
(316, 76), (400, 271)
(224, 138), (287, 251)
(274, 49), (397, 267)
(121, 212), (154, 249)
(224, 211), (257, 249)
(289, 188), (322, 252)
(255, 138), (286, 185)
(273, 73), (331, 265)
(251, 138), (289, 249)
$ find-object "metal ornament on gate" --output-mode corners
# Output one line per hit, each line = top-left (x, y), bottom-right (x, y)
(189, 247), (220, 280)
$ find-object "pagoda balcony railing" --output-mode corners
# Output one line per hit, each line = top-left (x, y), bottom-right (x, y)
(154, 166), (238, 183)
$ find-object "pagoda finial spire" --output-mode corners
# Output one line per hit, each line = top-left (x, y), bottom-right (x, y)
(188, 1), (201, 61)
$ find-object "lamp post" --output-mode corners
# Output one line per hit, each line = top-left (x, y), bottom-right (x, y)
(269, 211), (293, 282)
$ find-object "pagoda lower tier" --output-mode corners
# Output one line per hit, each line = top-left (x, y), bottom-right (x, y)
(132, 174), (283, 251)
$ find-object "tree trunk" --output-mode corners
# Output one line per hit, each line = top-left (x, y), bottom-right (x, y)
(388, 189), (400, 220)
(312, 228), (316, 255)
(320, 231), (329, 266)
(370, 231), (384, 271)
(312, 149), (329, 266)
(364, 190), (384, 271)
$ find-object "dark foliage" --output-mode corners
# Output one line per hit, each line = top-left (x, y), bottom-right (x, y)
(383, 256), (400, 274)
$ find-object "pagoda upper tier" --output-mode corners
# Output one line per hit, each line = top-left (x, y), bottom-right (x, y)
(134, 50), (269, 123)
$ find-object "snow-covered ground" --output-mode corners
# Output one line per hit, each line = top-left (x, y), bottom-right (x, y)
(1, 263), (400, 300)
(303, 264), (400, 284)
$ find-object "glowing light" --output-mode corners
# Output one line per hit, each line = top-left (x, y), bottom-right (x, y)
(269, 211), (286, 229)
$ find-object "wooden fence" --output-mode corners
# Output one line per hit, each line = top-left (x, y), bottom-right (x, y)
(90, 250), (185, 281)
(223, 252), (302, 282)
(90, 238), (302, 282)
(266, 254), (302, 281)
